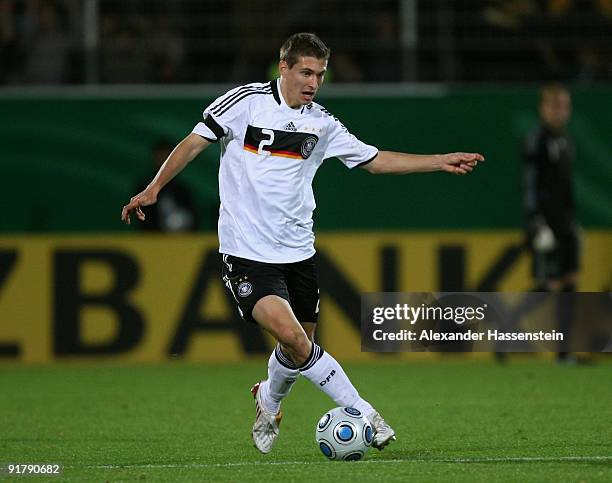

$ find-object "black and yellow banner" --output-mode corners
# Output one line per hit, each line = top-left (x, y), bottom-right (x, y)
(0, 231), (610, 363)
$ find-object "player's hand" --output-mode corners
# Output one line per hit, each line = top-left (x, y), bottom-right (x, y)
(439, 152), (485, 175)
(121, 187), (158, 224)
(533, 224), (556, 252)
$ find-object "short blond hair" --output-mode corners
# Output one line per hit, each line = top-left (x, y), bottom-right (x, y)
(280, 33), (331, 68)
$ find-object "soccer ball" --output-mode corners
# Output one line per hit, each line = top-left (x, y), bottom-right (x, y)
(315, 407), (373, 461)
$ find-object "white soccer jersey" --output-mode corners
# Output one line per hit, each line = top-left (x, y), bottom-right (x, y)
(192, 79), (378, 263)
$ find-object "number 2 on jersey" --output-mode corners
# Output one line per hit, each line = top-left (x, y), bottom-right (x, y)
(258, 129), (275, 155)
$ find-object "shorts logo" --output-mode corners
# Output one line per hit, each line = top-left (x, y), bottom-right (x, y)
(237, 281), (253, 297)
(300, 136), (318, 159)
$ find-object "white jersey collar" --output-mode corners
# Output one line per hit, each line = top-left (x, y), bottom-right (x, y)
(273, 78), (312, 114)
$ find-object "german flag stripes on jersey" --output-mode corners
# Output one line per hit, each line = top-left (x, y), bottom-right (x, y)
(243, 125), (319, 159)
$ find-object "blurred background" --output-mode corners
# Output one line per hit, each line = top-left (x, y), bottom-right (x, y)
(2, 0), (612, 84)
(0, 0), (610, 363)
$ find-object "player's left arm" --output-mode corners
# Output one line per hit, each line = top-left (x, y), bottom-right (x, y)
(361, 151), (484, 175)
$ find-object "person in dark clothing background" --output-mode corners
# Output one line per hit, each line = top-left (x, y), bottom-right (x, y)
(137, 140), (199, 232)
(522, 83), (581, 362)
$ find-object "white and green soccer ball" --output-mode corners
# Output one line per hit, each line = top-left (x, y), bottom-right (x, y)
(315, 407), (373, 461)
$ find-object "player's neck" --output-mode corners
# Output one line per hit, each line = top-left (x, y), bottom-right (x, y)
(278, 79), (302, 110)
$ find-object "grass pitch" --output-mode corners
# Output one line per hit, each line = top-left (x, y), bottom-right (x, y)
(1, 359), (611, 482)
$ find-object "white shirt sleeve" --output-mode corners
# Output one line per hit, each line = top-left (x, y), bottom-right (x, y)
(192, 85), (251, 142)
(323, 114), (378, 169)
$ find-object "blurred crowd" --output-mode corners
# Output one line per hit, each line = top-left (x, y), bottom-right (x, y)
(1, 0), (611, 85)
(457, 0), (612, 82)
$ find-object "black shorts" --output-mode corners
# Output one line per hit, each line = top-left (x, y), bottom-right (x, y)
(221, 254), (319, 324)
(532, 229), (580, 281)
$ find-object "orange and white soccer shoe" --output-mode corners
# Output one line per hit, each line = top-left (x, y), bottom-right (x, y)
(251, 381), (283, 454)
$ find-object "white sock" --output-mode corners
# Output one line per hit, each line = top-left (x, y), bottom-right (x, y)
(259, 344), (299, 414)
(299, 343), (374, 416)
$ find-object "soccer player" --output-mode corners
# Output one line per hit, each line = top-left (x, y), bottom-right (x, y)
(122, 33), (484, 454)
(522, 83), (580, 362)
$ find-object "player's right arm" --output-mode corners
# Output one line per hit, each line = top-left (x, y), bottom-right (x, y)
(121, 133), (210, 224)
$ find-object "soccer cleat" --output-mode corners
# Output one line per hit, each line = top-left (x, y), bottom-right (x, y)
(367, 410), (396, 450)
(251, 381), (283, 454)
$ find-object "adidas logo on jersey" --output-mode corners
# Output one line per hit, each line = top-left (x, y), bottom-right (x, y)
(283, 121), (297, 132)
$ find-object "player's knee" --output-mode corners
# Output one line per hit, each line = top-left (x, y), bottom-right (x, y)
(279, 331), (311, 365)
(252, 296), (311, 363)
(282, 328), (309, 354)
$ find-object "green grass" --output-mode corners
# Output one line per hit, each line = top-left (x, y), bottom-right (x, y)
(1, 360), (611, 482)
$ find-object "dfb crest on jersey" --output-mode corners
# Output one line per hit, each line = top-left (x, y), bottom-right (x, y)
(301, 136), (318, 159)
